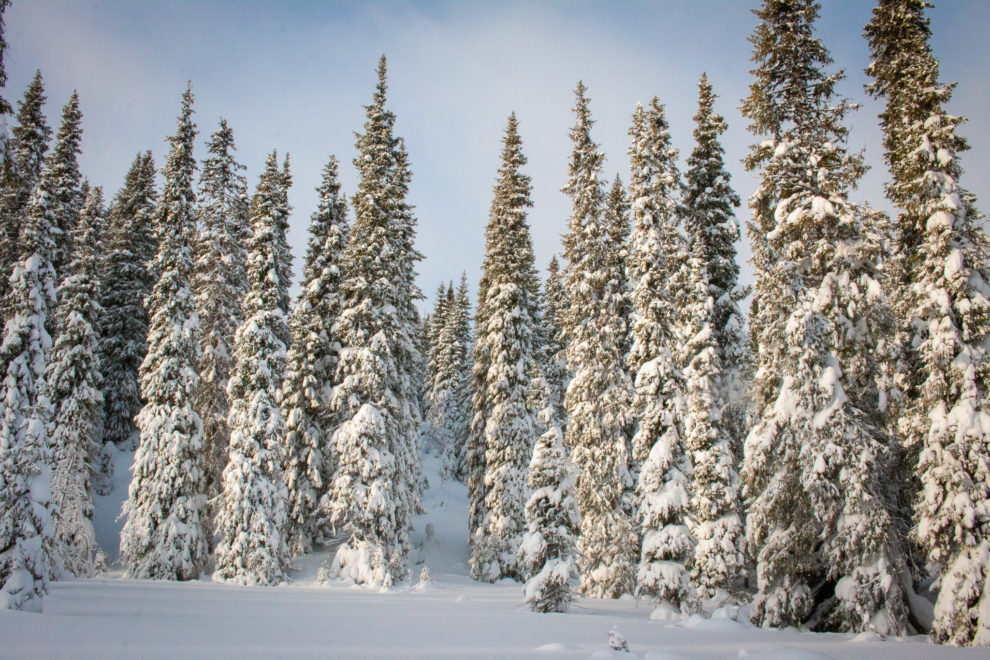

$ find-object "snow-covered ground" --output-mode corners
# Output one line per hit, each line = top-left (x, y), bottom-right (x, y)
(0, 452), (984, 659)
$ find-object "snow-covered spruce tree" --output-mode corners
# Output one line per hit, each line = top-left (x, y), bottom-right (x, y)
(119, 86), (208, 581)
(95, 152), (157, 494)
(423, 282), (453, 426)
(635, 422), (694, 613)
(0, 130), (61, 611)
(282, 154), (349, 556)
(425, 276), (471, 481)
(0, 71), (50, 317)
(542, 255), (568, 431)
(425, 285), (455, 457)
(325, 57), (422, 588)
(391, 139), (426, 518)
(0, 0), (10, 181)
(623, 97), (694, 611)
(682, 74), (750, 468)
(467, 284), (488, 540)
(448, 273), (473, 481)
(519, 401), (578, 613)
(0, 0), (11, 140)
(626, 98), (685, 480)
(193, 119), (249, 503)
(560, 83), (637, 598)
(47, 186), (105, 578)
(866, 0), (990, 645)
(468, 113), (542, 583)
(605, 176), (633, 364)
(44, 92), (83, 286)
(275, 153), (293, 318)
(680, 246), (743, 600)
(740, 0), (907, 633)
(604, 174), (637, 519)
(213, 152), (291, 585)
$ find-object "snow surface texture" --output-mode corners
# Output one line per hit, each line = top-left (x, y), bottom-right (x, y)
(0, 452), (983, 659)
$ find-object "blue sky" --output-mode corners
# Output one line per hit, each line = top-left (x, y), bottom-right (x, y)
(5, 0), (989, 306)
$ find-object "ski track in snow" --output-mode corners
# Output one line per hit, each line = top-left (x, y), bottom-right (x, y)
(0, 452), (983, 659)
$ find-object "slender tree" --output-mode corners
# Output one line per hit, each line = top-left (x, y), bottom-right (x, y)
(0, 72), (50, 315)
(541, 256), (568, 431)
(866, 0), (990, 646)
(46, 92), (83, 285)
(120, 86), (208, 581)
(424, 282), (453, 430)
(626, 98), (685, 480)
(0, 118), (60, 612)
(448, 273), (473, 481)
(681, 74), (746, 598)
(622, 98), (694, 611)
(0, 0), (12, 132)
(605, 176), (632, 364)
(325, 57), (421, 587)
(275, 153), (293, 318)
(682, 74), (750, 467)
(680, 246), (743, 600)
(468, 113), (542, 582)
(282, 155), (349, 555)
(740, 0), (907, 633)
(96, 151), (157, 490)
(48, 186), (105, 578)
(213, 152), (291, 585)
(193, 119), (249, 503)
(560, 83), (637, 598)
(424, 277), (471, 481)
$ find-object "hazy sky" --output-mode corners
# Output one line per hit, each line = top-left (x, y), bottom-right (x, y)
(5, 0), (989, 308)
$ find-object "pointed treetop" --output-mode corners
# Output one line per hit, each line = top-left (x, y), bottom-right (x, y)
(572, 81), (593, 133)
(52, 92), (83, 162)
(375, 55), (389, 108)
(183, 81), (193, 109)
(0, 0), (10, 114)
(610, 174), (623, 197)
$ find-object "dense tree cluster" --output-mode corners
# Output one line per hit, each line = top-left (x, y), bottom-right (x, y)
(0, 1), (986, 648)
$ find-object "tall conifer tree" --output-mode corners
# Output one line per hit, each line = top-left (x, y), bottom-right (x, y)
(626, 99), (685, 479)
(0, 111), (60, 611)
(0, 72), (50, 314)
(623, 98), (694, 611)
(274, 153), (293, 319)
(681, 74), (746, 598)
(48, 186), (105, 578)
(681, 245), (743, 599)
(96, 152), (157, 492)
(542, 256), (568, 431)
(682, 74), (750, 466)
(46, 93), (83, 285)
(0, 0), (12, 139)
(741, 0), (907, 633)
(449, 273), (473, 481)
(120, 86), (208, 581)
(469, 114), (542, 582)
(283, 155), (349, 555)
(605, 176), (632, 364)
(560, 83), (637, 598)
(213, 152), (291, 585)
(193, 119), (249, 502)
(866, 0), (990, 645)
(326, 57), (421, 587)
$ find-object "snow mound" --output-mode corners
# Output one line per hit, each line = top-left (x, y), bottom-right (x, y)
(738, 648), (835, 660)
(534, 642), (583, 653)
